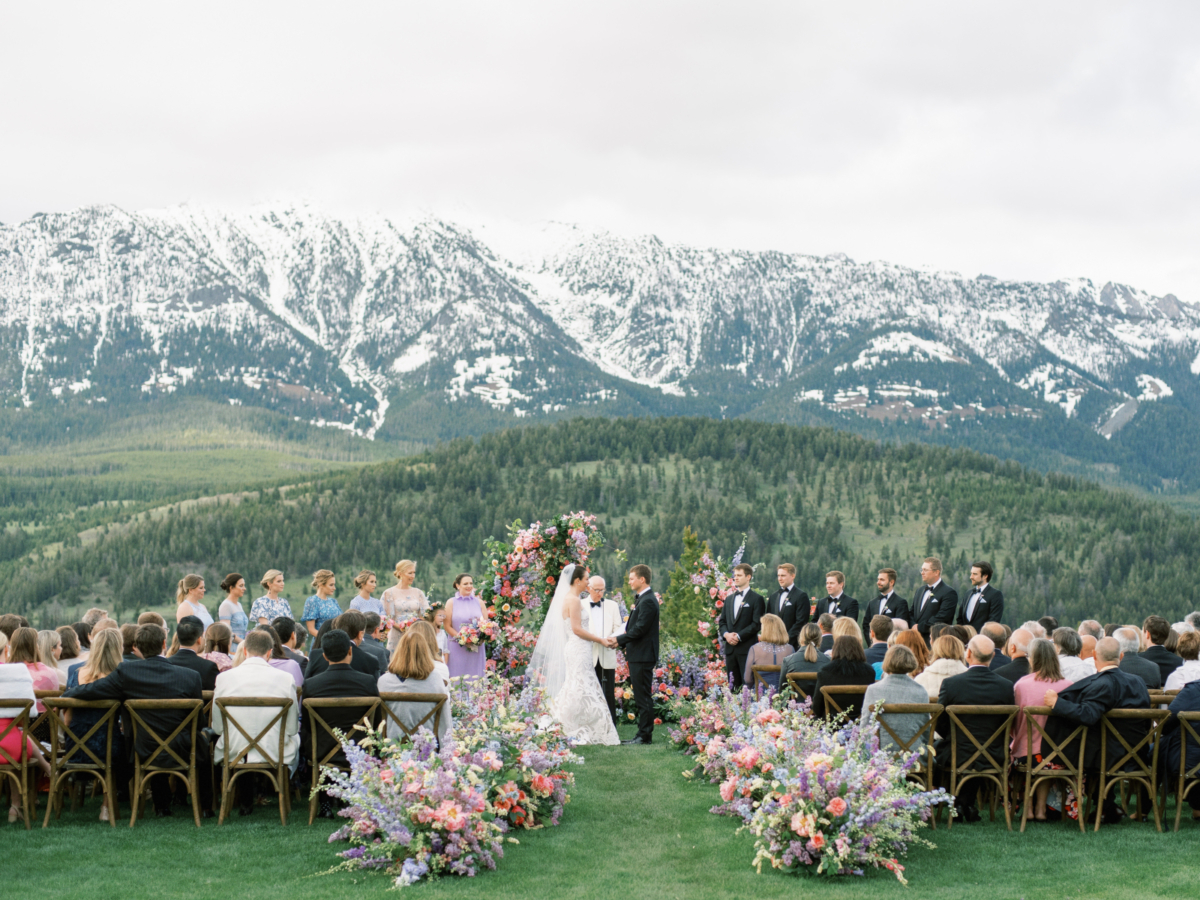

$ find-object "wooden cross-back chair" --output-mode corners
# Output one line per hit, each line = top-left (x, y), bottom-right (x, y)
(1014, 706), (1088, 833)
(875, 702), (943, 798)
(378, 693), (447, 746)
(749, 666), (781, 698)
(785, 672), (818, 698)
(944, 704), (1019, 831)
(818, 684), (869, 719)
(0, 700), (35, 829)
(214, 697), (294, 826)
(302, 697), (381, 825)
(42, 698), (120, 828)
(30, 690), (62, 744)
(1094, 708), (1170, 832)
(1175, 711), (1200, 832)
(125, 698), (204, 827)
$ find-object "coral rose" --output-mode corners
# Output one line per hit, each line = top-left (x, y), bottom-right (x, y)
(825, 797), (848, 816)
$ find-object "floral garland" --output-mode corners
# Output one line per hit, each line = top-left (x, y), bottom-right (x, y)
(686, 541), (745, 649)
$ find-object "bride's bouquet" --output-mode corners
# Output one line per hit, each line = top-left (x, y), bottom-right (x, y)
(455, 619), (499, 652)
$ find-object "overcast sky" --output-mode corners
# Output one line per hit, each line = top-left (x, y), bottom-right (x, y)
(2, 2), (1197, 300)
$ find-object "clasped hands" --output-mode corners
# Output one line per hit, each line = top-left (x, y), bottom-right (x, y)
(724, 632), (740, 645)
(601, 636), (619, 648)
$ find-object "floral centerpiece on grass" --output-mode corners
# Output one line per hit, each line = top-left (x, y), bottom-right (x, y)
(613, 643), (719, 725)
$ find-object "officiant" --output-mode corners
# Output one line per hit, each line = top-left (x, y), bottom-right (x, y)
(587, 575), (620, 725)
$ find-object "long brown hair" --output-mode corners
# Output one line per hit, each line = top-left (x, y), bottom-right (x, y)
(798, 623), (822, 663)
(388, 629), (434, 680)
(895, 630), (930, 675)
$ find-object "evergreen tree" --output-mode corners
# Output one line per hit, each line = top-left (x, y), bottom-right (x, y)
(660, 527), (713, 649)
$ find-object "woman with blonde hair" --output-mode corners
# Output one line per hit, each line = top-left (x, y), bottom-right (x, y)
(175, 574), (213, 631)
(37, 629), (67, 687)
(378, 628), (452, 743)
(64, 628), (125, 821)
(826, 616), (863, 654)
(301, 569), (341, 638)
(742, 613), (794, 691)
(914, 635), (968, 700)
(348, 570), (383, 616)
(250, 570), (292, 625)
(409, 619), (450, 685)
(780, 622), (831, 697)
(381, 560), (428, 652)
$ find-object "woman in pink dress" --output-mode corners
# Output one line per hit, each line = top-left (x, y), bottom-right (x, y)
(444, 574), (487, 681)
(7, 627), (60, 710)
(1011, 638), (1074, 821)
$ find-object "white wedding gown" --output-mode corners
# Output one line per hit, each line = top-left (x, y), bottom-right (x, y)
(548, 615), (620, 746)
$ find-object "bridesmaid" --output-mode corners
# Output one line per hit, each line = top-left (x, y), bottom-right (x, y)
(380, 560), (428, 652)
(444, 573), (486, 680)
(175, 574), (214, 632)
(301, 569), (342, 638)
(217, 573), (250, 650)
(348, 570), (383, 616)
(250, 570), (292, 625)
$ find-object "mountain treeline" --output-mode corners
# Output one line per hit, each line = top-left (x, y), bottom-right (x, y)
(6, 418), (1200, 630)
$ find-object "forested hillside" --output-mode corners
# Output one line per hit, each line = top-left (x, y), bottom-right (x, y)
(6, 418), (1200, 630)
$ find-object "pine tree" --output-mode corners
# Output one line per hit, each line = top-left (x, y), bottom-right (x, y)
(660, 527), (713, 649)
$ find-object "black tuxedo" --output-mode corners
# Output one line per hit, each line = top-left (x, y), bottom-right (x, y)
(767, 584), (810, 644)
(1046, 666), (1151, 770)
(935, 665), (1015, 810)
(616, 588), (661, 742)
(993, 656), (1031, 684)
(1140, 645), (1183, 686)
(861, 591), (910, 632)
(302, 663), (381, 766)
(719, 589), (765, 689)
(306, 642), (381, 680)
(167, 647), (220, 692)
(814, 594), (859, 624)
(912, 580), (958, 641)
(988, 651), (1012, 671)
(360, 635), (390, 669)
(956, 583), (1004, 631)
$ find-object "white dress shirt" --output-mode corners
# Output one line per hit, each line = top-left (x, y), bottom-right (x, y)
(1057, 654), (1095, 684)
(212, 657), (300, 766)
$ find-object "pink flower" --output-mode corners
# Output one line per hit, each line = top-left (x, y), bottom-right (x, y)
(808, 832), (826, 851)
(379, 768), (394, 784)
(825, 797), (848, 816)
(719, 778), (737, 802)
(790, 812), (809, 836)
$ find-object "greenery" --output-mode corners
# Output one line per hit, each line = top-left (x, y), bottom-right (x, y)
(5, 724), (1199, 900)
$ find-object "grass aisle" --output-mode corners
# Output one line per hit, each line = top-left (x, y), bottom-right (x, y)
(6, 726), (1199, 899)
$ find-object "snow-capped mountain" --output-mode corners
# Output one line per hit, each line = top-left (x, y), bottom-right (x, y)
(2, 202), (1198, 481)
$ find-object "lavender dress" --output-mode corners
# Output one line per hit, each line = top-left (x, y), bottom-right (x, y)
(445, 595), (487, 680)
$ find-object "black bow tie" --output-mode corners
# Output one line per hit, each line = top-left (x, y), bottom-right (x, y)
(590, 600), (603, 608)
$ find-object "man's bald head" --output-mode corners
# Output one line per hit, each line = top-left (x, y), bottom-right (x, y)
(967, 635), (995, 666)
(586, 576), (605, 601)
(1095, 637), (1121, 668)
(1008, 628), (1033, 659)
(1080, 634), (1097, 661)
(981, 621), (1006, 651)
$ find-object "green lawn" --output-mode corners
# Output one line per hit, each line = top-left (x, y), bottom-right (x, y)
(5, 725), (1199, 899)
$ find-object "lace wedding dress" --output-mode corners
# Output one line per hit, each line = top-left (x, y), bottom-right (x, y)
(548, 615), (620, 746)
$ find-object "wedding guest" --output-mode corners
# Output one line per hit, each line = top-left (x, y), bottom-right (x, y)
(252, 624), (304, 688)
(444, 573), (487, 680)
(250, 570), (292, 625)
(1011, 639), (1073, 820)
(894, 630), (930, 676)
(1079, 620), (1105, 640)
(866, 615), (893, 671)
(37, 629), (67, 687)
(7, 627), (59, 710)
(200, 622), (235, 672)
(1164, 632), (1200, 692)
(411, 620), (451, 686)
(817, 613), (835, 653)
(915, 635), (968, 701)
(217, 573), (250, 650)
(271, 617), (308, 667)
(982, 622), (1011, 669)
(81, 608), (108, 628)
(779, 623), (831, 697)
(167, 618), (220, 691)
(995, 628), (1035, 683)
(348, 570), (383, 617)
(1161, 680), (1200, 821)
(1039, 616), (1060, 635)
(380, 559), (428, 651)
(358, 612), (390, 670)
(301, 570), (342, 638)
(305, 612), (379, 679)
(892, 617), (910, 634)
(175, 574), (213, 631)
(378, 629), (452, 744)
(1141, 615), (1183, 685)
(742, 613), (792, 692)
(862, 645), (930, 751)
(0, 631), (53, 824)
(64, 629), (125, 821)
(120, 624), (140, 662)
(1080, 634), (1098, 666)
(1053, 627), (1094, 683)
(136, 611), (167, 628)
(70, 622), (92, 663)
(826, 615), (863, 655)
(811, 635), (876, 720)
(1114, 627), (1162, 689)
(55, 625), (82, 679)
(1022, 619), (1047, 640)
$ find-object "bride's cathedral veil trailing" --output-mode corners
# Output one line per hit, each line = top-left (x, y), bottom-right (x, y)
(527, 563), (577, 700)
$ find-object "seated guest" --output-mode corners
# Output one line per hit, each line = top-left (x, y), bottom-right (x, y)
(37, 629), (67, 688)
(120, 624), (140, 662)
(1043, 637), (1151, 824)
(0, 631), (54, 823)
(378, 629), (452, 744)
(1104, 623), (1120, 637)
(779, 623), (830, 697)
(64, 629), (126, 821)
(64, 624), (213, 817)
(1039, 616), (1059, 635)
(811, 636), (876, 720)
(358, 612), (390, 670)
(862, 645), (930, 751)
(410, 620), (450, 685)
(894, 630), (930, 677)
(167, 618), (220, 691)
(1079, 620), (1104, 640)
(826, 616), (864, 657)
(982, 622), (1011, 670)
(1161, 679), (1200, 821)
(742, 613), (793, 690)
(891, 617), (909, 634)
(1165, 632), (1200, 692)
(82, 608), (108, 628)
(0, 614), (27, 640)
(55, 625), (83, 680)
(212, 630), (300, 817)
(1080, 634), (1097, 665)
(1022, 619), (1048, 640)
(1165, 627), (1181, 655)
(1053, 627), (1094, 683)
(70, 622), (92, 664)
(254, 625), (304, 688)
(995, 628), (1034, 683)
(935, 636), (1016, 822)
(1011, 639), (1073, 821)
(6, 627), (60, 710)
(200, 622), (235, 672)
(136, 611), (167, 628)
(272, 616), (308, 667)
(306, 611), (380, 680)
(915, 635), (968, 701)
(865, 615), (893, 673)
(1141, 615), (1183, 685)
(1114, 627), (1162, 689)
(817, 614), (835, 653)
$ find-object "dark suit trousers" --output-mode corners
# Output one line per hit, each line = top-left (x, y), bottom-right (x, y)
(725, 651), (749, 689)
(595, 662), (617, 725)
(628, 662), (655, 742)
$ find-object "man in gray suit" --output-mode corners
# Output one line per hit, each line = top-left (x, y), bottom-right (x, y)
(1114, 627), (1162, 689)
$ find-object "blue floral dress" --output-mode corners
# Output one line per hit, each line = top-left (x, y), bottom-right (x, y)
(301, 594), (343, 631)
(250, 595), (294, 623)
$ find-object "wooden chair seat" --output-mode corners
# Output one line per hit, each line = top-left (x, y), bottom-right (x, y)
(124, 698), (204, 827)
(214, 697), (294, 826)
(875, 702), (943, 788)
(42, 698), (120, 828)
(1014, 706), (1088, 832)
(1095, 708), (1170, 832)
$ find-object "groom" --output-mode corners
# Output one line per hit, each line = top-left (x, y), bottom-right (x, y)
(616, 564), (660, 745)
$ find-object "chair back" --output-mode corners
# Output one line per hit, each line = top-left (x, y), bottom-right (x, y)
(945, 704), (1018, 775)
(44, 698), (120, 770)
(378, 692), (446, 743)
(124, 698), (204, 770)
(750, 665), (781, 697)
(302, 697), (382, 771)
(785, 672), (818, 696)
(1098, 708), (1170, 780)
(29, 689), (62, 741)
(202, 690), (215, 724)
(1176, 711), (1200, 831)
(875, 702), (942, 756)
(1020, 705), (1088, 776)
(214, 697), (293, 768)
(819, 684), (869, 718)
(0, 700), (33, 767)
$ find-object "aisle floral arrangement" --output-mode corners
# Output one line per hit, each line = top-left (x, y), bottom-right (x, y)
(669, 688), (949, 883)
(613, 643), (725, 724)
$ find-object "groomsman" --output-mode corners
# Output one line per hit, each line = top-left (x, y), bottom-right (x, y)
(957, 561), (1004, 631)
(912, 556), (957, 642)
(813, 571), (859, 624)
(767, 563), (810, 645)
(861, 568), (910, 631)
(587, 575), (620, 725)
(720, 564), (765, 689)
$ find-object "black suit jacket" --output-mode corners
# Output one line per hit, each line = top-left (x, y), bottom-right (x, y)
(935, 665), (1016, 769)
(1119, 654), (1162, 689)
(167, 648), (220, 692)
(819, 633), (834, 653)
(767, 585), (810, 644)
(306, 642), (381, 680)
(360, 636), (390, 669)
(861, 592), (910, 631)
(1140, 645), (1183, 686)
(814, 594), (859, 624)
(811, 660), (876, 719)
(302, 663), (381, 765)
(993, 656), (1031, 684)
(65, 656), (203, 764)
(988, 651), (1012, 671)
(912, 581), (958, 640)
(1047, 666), (1151, 769)
(719, 590), (765, 661)
(616, 588), (660, 666)
(956, 583), (1004, 631)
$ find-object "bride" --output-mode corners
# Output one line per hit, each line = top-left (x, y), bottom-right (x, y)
(527, 563), (620, 745)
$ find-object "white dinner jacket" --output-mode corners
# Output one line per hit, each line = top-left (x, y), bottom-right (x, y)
(589, 598), (621, 669)
(212, 657), (300, 766)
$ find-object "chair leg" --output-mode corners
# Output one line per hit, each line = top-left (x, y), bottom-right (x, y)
(218, 769), (232, 826)
(129, 768), (142, 828)
(189, 771), (202, 827)
(278, 768), (288, 826)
